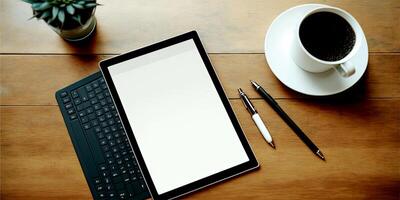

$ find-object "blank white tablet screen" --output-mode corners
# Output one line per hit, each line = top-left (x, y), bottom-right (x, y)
(108, 39), (249, 194)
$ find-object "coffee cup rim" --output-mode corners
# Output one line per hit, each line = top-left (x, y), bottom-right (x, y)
(295, 6), (362, 65)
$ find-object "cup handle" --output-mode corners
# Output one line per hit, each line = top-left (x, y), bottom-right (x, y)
(334, 61), (356, 77)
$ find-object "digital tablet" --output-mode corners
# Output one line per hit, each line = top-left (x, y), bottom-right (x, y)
(100, 31), (258, 200)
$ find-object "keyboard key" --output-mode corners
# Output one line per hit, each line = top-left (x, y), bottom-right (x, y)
(96, 110), (103, 116)
(94, 178), (101, 184)
(99, 138), (107, 146)
(118, 191), (127, 199)
(76, 104), (84, 111)
(103, 146), (110, 152)
(94, 126), (101, 133)
(114, 153), (120, 159)
(104, 129), (111, 135)
(106, 184), (113, 191)
(107, 158), (114, 165)
(97, 93), (105, 100)
(67, 109), (75, 115)
(110, 164), (118, 171)
(91, 119), (99, 126)
(105, 151), (112, 158)
(112, 171), (119, 178)
(108, 192), (116, 198)
(87, 107), (94, 114)
(94, 104), (102, 110)
(83, 123), (90, 130)
(70, 114), (77, 120)
(97, 131), (105, 139)
(104, 177), (111, 184)
(139, 180), (146, 192)
(65, 103), (73, 109)
(85, 85), (93, 92)
(95, 88), (102, 94)
(62, 97), (70, 103)
(99, 164), (107, 171)
(126, 163), (133, 169)
(88, 113), (96, 120)
(101, 171), (108, 177)
(106, 97), (113, 104)
(91, 98), (98, 105)
(98, 192), (106, 198)
(71, 90), (79, 98)
(106, 112), (113, 119)
(88, 92), (95, 99)
(99, 115), (106, 122)
(122, 174), (130, 182)
(81, 116), (89, 124)
(74, 98), (81, 105)
(103, 106), (110, 113)
(93, 81), (99, 88)
(60, 91), (68, 97)
(78, 111), (86, 117)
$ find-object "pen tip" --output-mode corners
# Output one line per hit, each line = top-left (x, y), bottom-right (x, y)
(250, 80), (259, 88)
(268, 141), (276, 149)
(316, 150), (325, 161)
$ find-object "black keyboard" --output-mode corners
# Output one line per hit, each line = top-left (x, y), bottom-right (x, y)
(56, 72), (150, 200)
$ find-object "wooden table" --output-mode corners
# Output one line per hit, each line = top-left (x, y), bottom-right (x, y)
(1, 0), (399, 199)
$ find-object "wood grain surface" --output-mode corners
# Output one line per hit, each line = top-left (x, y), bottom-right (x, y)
(1, 0), (399, 199)
(1, 54), (399, 106)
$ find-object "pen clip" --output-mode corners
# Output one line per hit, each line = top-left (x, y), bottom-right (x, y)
(238, 89), (248, 109)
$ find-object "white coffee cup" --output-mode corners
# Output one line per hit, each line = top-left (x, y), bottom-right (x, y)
(291, 6), (363, 77)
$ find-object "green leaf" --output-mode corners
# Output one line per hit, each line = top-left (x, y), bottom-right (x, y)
(85, 3), (100, 8)
(78, 1), (85, 5)
(31, 2), (42, 10)
(50, 6), (59, 22)
(72, 3), (84, 9)
(58, 9), (65, 25)
(39, 10), (51, 19)
(72, 15), (83, 25)
(66, 4), (75, 15)
(35, 1), (51, 11)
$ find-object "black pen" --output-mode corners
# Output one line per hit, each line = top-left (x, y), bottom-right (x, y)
(250, 80), (325, 161)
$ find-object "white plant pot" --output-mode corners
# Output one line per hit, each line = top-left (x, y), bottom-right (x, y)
(50, 14), (97, 42)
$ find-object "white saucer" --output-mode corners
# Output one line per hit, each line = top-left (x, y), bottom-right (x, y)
(264, 4), (368, 96)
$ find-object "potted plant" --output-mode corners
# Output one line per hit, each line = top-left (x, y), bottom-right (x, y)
(22, 0), (100, 41)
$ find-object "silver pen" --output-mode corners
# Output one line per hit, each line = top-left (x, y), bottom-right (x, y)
(238, 88), (275, 149)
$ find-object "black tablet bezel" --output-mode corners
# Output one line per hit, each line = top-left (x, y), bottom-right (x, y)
(99, 31), (258, 200)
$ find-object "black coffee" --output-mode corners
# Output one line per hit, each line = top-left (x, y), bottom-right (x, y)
(299, 12), (355, 61)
